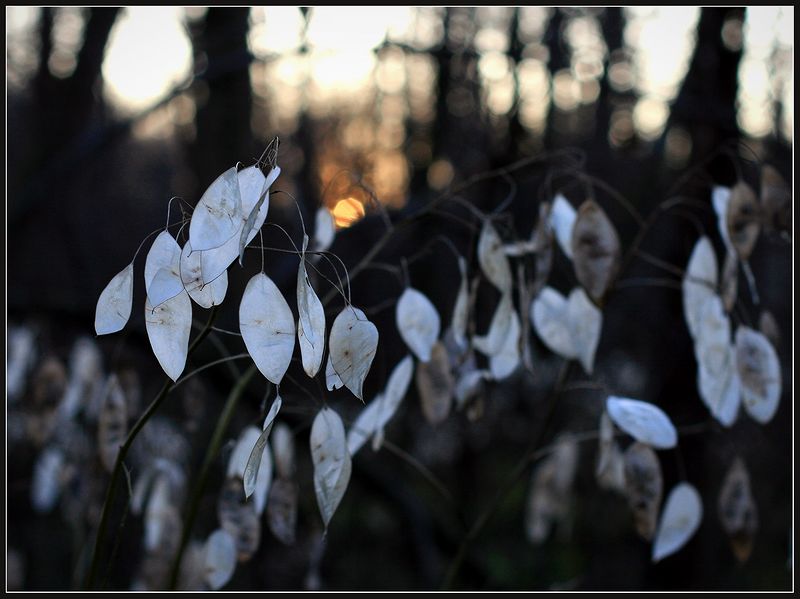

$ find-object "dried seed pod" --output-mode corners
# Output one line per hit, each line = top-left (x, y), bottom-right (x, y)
(571, 200), (621, 302)
(718, 457), (758, 563)
(267, 477), (298, 545)
(652, 483), (703, 562)
(478, 220), (513, 293)
(524, 435), (578, 544)
(416, 340), (455, 425)
(31, 356), (68, 410)
(726, 182), (761, 261)
(595, 411), (625, 493)
(735, 326), (781, 424)
(623, 442), (663, 541)
(217, 476), (261, 562)
(310, 408), (351, 528)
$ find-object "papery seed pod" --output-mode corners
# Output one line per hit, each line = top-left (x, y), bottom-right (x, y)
(98, 374), (128, 472)
(267, 477), (298, 545)
(726, 182), (761, 261)
(416, 341), (455, 425)
(217, 476), (261, 562)
(759, 164), (791, 235)
(623, 442), (663, 541)
(478, 220), (513, 293)
(736, 326), (781, 424)
(571, 200), (621, 302)
(718, 457), (758, 563)
(720, 250), (738, 314)
(758, 310), (780, 349)
(652, 483), (703, 562)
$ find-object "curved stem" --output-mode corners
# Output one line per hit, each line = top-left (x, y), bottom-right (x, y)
(167, 364), (258, 590)
(82, 306), (219, 590)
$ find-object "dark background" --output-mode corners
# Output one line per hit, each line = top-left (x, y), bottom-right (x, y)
(6, 7), (793, 591)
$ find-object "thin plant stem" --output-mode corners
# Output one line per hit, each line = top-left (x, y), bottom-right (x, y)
(82, 306), (219, 590)
(167, 365), (258, 590)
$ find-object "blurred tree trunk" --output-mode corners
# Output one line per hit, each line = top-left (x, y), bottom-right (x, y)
(664, 7), (744, 171)
(543, 8), (568, 150)
(189, 8), (254, 186)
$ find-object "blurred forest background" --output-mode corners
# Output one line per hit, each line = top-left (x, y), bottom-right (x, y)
(6, 6), (793, 591)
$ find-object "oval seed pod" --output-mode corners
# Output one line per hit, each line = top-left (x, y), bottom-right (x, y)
(623, 442), (663, 541)
(718, 457), (758, 563)
(271, 422), (295, 480)
(328, 306), (379, 400)
(735, 326), (781, 424)
(144, 231), (183, 308)
(478, 220), (512, 293)
(416, 340), (454, 425)
(312, 206), (336, 252)
(489, 308), (521, 380)
(682, 236), (718, 341)
(549, 194), (577, 260)
(266, 477), (298, 546)
(297, 241), (326, 377)
(238, 165), (279, 265)
(95, 263), (134, 335)
(473, 291), (513, 357)
(98, 374), (128, 472)
(396, 287), (440, 363)
(239, 273), (295, 385)
(189, 166), (243, 252)
(217, 476), (261, 562)
(145, 291), (192, 382)
(652, 482), (703, 563)
(373, 355), (414, 447)
(325, 353), (344, 391)
(606, 397), (677, 449)
(596, 411), (625, 493)
(571, 199), (621, 302)
(695, 296), (740, 427)
(524, 435), (578, 544)
(310, 408), (351, 528)
(203, 529), (237, 590)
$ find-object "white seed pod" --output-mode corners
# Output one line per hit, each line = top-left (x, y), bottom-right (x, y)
(95, 263), (134, 335)
(144, 231), (183, 308)
(718, 457), (758, 563)
(530, 286), (602, 374)
(7, 325), (37, 403)
(31, 446), (65, 512)
(297, 243), (326, 378)
(266, 477), (298, 546)
(396, 287), (440, 363)
(682, 236), (718, 341)
(454, 367), (490, 411)
(450, 257), (470, 352)
(524, 435), (578, 544)
(623, 442), (663, 540)
(473, 291), (513, 357)
(312, 207), (336, 252)
(373, 355), (415, 447)
(571, 199), (621, 302)
(727, 182), (761, 261)
(144, 473), (175, 551)
(179, 241), (229, 309)
(416, 341), (454, 425)
(98, 374), (128, 472)
(652, 482), (703, 563)
(59, 337), (104, 421)
(243, 396), (282, 501)
(606, 396), (677, 450)
(712, 186), (734, 255)
(238, 165), (279, 266)
(735, 326), (781, 424)
(489, 308), (521, 380)
(145, 291), (192, 382)
(695, 296), (740, 427)
(189, 166), (243, 252)
(271, 422), (295, 480)
(346, 393), (384, 456)
(310, 408), (351, 528)
(758, 310), (780, 349)
(239, 273), (295, 385)
(202, 529), (237, 590)
(478, 220), (512, 293)
(328, 306), (379, 400)
(549, 193), (577, 260)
